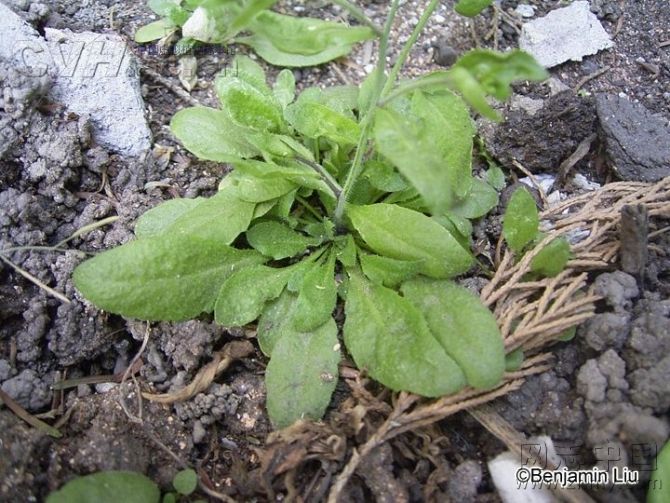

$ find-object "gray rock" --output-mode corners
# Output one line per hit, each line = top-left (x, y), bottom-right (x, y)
(629, 356), (670, 413)
(577, 359), (607, 402)
(581, 312), (630, 352)
(519, 1), (614, 68)
(594, 271), (639, 312)
(447, 460), (482, 502)
(0, 360), (11, 381)
(596, 94), (670, 182)
(0, 5), (151, 157)
(1, 368), (51, 410)
(43, 28), (151, 157)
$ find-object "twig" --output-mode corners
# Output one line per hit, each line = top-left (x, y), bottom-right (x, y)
(0, 255), (70, 304)
(0, 388), (62, 438)
(557, 133), (597, 184)
(141, 65), (203, 107)
(573, 66), (610, 93)
(118, 323), (152, 423)
(511, 160), (549, 208)
(331, 0), (383, 35)
(142, 340), (254, 403)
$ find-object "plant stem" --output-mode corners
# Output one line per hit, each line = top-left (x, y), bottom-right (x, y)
(296, 195), (323, 221)
(381, 0), (441, 97)
(333, 0), (400, 228)
(296, 157), (342, 198)
(331, 0), (383, 35)
(378, 73), (452, 107)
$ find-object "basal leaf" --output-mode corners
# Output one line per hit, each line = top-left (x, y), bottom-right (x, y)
(73, 234), (264, 321)
(449, 177), (499, 219)
(374, 89), (474, 214)
(347, 203), (473, 279)
(265, 317), (340, 428)
(215, 76), (283, 132)
(235, 175), (297, 203)
(502, 187), (539, 253)
(504, 348), (524, 371)
(292, 252), (337, 331)
(239, 11), (375, 67)
(232, 159), (328, 194)
(166, 186), (255, 243)
(454, 0), (492, 17)
(335, 234), (357, 269)
(486, 166), (506, 190)
(273, 69), (296, 109)
(530, 237), (571, 277)
(360, 253), (422, 288)
(214, 265), (294, 326)
(344, 272), (467, 396)
(135, 19), (176, 43)
(222, 55), (271, 95)
(257, 288), (297, 355)
(401, 278), (505, 389)
(362, 160), (407, 193)
(172, 469), (198, 496)
(170, 107), (259, 162)
(46, 471), (159, 503)
(246, 221), (315, 259)
(284, 100), (360, 146)
(134, 198), (204, 239)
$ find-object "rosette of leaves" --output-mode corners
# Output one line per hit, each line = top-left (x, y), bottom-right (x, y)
(74, 49), (546, 428)
(135, 0), (376, 66)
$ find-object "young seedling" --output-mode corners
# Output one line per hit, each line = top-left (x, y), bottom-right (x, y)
(74, 1), (548, 427)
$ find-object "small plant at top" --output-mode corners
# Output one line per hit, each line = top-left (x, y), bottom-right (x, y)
(135, 0), (377, 66)
(74, 0), (548, 428)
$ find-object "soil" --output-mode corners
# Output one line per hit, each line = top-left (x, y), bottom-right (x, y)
(1, 0), (669, 502)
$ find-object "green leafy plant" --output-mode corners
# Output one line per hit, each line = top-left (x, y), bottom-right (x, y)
(648, 440), (670, 503)
(135, 0), (376, 66)
(75, 1), (548, 428)
(46, 469), (205, 503)
(502, 186), (572, 277)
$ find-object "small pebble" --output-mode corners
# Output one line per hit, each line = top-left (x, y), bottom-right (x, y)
(432, 37), (458, 67)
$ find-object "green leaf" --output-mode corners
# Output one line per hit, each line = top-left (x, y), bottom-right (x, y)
(46, 471), (160, 503)
(344, 272), (466, 396)
(246, 221), (315, 259)
(502, 187), (539, 253)
(530, 237), (571, 277)
(362, 160), (407, 193)
(347, 203), (473, 279)
(232, 159), (328, 193)
(162, 493), (177, 503)
(452, 50), (549, 101)
(215, 265), (294, 326)
(223, 55), (271, 95)
(486, 166), (506, 191)
(504, 348), (524, 371)
(170, 107), (259, 162)
(239, 11), (375, 67)
(215, 75), (283, 132)
(285, 100), (360, 146)
(135, 19), (176, 43)
(172, 469), (198, 496)
(648, 441), (670, 503)
(273, 69), (296, 109)
(73, 234), (264, 321)
(293, 252), (337, 331)
(401, 278), (505, 389)
(134, 198), (204, 239)
(556, 326), (576, 342)
(257, 288), (297, 355)
(360, 253), (422, 288)
(374, 90), (474, 214)
(265, 318), (340, 428)
(454, 0), (492, 17)
(449, 177), (499, 219)
(234, 175), (297, 203)
(335, 234), (357, 268)
(166, 187), (255, 243)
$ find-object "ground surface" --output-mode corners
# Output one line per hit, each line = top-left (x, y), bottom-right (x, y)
(1, 0), (669, 501)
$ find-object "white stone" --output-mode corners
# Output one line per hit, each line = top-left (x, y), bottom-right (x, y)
(519, 1), (614, 68)
(514, 4), (536, 18)
(0, 3), (151, 157)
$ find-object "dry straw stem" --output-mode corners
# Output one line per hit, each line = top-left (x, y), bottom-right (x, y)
(328, 177), (670, 501)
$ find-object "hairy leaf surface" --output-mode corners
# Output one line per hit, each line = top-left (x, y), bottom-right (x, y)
(265, 318), (340, 428)
(293, 252), (337, 331)
(134, 198), (204, 239)
(246, 221), (315, 259)
(347, 204), (472, 278)
(73, 235), (265, 321)
(401, 278), (505, 389)
(344, 272), (466, 396)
